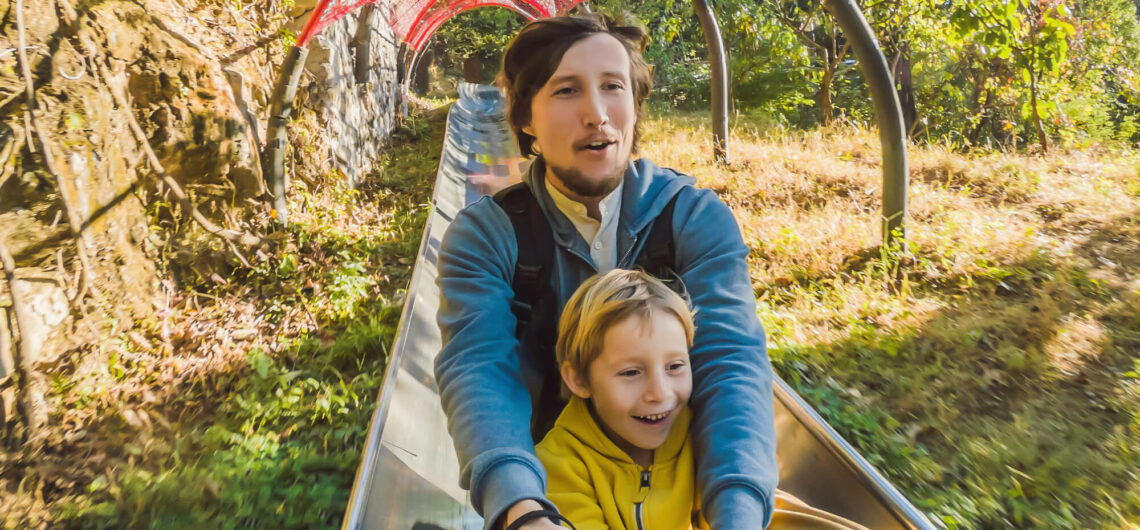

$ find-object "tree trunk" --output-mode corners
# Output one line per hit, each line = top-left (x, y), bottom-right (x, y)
(881, 10), (917, 137)
(969, 87), (993, 146)
(1026, 68), (1048, 150)
(463, 55), (482, 84)
(1029, 71), (1049, 153)
(412, 44), (433, 95)
(890, 49), (917, 137)
(819, 65), (835, 126)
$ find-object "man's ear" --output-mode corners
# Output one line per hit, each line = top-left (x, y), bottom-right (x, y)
(561, 363), (591, 399)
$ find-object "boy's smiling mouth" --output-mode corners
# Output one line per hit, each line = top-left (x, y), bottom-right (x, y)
(633, 410), (671, 425)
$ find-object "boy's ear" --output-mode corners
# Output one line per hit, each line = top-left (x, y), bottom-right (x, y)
(561, 363), (591, 399)
(521, 123), (535, 137)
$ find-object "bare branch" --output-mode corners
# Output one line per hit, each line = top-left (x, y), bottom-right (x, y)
(56, 0), (78, 25)
(96, 64), (267, 251)
(147, 12), (212, 58)
(15, 0), (96, 305)
(765, 4), (829, 54)
(0, 309), (13, 381)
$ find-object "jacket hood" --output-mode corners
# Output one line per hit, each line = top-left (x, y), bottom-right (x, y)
(555, 396), (691, 468)
(523, 156), (696, 250)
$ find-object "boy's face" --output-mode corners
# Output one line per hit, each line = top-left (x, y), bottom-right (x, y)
(566, 311), (692, 464)
(522, 33), (636, 200)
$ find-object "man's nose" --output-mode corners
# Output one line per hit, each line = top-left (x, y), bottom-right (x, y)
(644, 372), (668, 403)
(582, 88), (608, 128)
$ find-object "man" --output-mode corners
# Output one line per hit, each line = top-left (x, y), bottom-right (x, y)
(435, 14), (776, 529)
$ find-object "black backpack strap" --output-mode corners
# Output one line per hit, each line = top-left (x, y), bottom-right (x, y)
(493, 183), (562, 441)
(635, 191), (688, 300)
(494, 183), (554, 327)
(505, 510), (577, 530)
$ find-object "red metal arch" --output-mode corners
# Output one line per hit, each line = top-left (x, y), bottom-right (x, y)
(408, 1), (540, 51)
(297, 0), (583, 50)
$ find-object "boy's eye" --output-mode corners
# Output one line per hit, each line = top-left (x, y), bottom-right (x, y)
(553, 86), (575, 95)
(605, 82), (624, 90)
(618, 369), (640, 377)
(668, 362), (687, 371)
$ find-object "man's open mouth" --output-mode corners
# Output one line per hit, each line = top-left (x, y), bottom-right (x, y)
(633, 411), (670, 425)
(580, 140), (615, 151)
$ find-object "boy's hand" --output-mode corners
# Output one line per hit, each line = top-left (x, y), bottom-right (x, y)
(503, 500), (563, 529)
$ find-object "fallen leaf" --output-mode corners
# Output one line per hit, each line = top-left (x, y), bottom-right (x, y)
(121, 409), (144, 429)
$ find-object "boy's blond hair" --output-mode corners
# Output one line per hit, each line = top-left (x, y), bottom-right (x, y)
(556, 269), (695, 399)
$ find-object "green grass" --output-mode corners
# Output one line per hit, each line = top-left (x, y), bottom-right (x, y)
(14, 108), (450, 529)
(66, 323), (396, 528)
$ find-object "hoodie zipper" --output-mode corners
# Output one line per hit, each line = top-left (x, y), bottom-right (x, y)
(634, 469), (651, 530)
(618, 235), (639, 268)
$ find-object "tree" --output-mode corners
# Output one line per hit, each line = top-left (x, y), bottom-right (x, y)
(868, 0), (941, 137)
(951, 0), (1076, 152)
(433, 8), (526, 85)
(761, 0), (855, 125)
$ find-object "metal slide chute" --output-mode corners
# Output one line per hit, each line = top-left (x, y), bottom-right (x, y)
(341, 84), (935, 530)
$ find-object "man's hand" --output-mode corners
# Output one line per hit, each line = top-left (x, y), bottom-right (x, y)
(503, 499), (563, 529)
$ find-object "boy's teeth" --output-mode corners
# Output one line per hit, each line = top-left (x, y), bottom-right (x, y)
(638, 412), (667, 421)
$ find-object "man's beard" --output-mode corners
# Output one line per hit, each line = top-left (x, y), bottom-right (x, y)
(546, 159), (626, 199)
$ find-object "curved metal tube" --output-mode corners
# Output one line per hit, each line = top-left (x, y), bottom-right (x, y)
(353, 5), (376, 85)
(405, 44), (426, 96)
(692, 0), (729, 164)
(823, 0), (909, 247)
(263, 44), (309, 225)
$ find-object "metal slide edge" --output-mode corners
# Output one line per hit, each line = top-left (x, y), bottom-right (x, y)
(341, 109), (459, 530)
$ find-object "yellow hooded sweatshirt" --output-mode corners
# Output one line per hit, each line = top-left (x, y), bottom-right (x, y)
(536, 396), (706, 530)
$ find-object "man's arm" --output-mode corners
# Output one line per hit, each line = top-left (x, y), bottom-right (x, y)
(435, 198), (556, 529)
(672, 188), (778, 528)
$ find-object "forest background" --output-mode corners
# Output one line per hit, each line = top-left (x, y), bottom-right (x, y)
(431, 0), (1140, 152)
(1, 0), (1138, 528)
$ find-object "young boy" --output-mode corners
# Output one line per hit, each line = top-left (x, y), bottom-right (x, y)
(536, 269), (704, 530)
(532, 270), (871, 530)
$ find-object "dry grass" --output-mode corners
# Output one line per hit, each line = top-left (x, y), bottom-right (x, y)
(639, 110), (1140, 528)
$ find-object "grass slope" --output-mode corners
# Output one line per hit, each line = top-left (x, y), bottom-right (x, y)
(4, 104), (1137, 529)
(0, 107), (445, 528)
(638, 111), (1140, 528)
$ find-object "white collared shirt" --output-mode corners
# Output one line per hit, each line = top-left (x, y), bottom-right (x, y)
(545, 178), (623, 272)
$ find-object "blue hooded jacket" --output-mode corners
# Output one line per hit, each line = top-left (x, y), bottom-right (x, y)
(435, 156), (778, 529)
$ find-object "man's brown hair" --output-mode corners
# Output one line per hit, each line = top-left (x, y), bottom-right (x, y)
(497, 13), (653, 158)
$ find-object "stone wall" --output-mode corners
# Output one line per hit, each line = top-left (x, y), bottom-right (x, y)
(303, 3), (402, 188)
